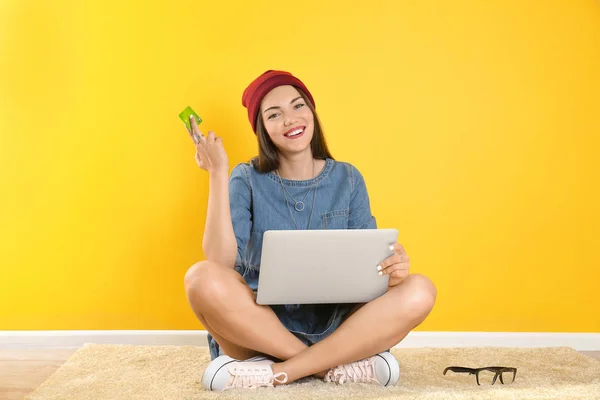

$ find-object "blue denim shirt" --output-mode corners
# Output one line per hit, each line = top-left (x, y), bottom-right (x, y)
(230, 157), (376, 276)
(206, 157), (378, 358)
(226, 157), (377, 331)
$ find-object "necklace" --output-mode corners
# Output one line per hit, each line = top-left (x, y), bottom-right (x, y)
(277, 159), (317, 212)
(276, 159), (319, 230)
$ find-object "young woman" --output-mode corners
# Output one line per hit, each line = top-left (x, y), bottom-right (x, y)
(184, 70), (437, 391)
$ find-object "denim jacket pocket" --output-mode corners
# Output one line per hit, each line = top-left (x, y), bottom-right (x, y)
(322, 208), (349, 229)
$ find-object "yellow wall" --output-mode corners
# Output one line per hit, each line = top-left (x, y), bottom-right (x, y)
(1, 0), (599, 332)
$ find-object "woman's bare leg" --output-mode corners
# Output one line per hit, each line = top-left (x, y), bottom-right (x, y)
(270, 274), (437, 384)
(192, 311), (262, 361)
(184, 260), (330, 377)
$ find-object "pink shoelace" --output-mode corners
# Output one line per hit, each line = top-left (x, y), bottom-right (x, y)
(225, 365), (288, 389)
(325, 356), (379, 384)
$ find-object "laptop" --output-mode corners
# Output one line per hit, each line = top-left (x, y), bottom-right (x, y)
(256, 228), (398, 305)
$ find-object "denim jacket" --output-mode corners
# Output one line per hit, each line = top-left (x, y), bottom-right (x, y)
(229, 157), (377, 284)
(205, 158), (379, 359)
(205, 158), (374, 345)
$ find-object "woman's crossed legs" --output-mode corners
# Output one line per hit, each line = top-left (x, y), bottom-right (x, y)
(184, 260), (436, 384)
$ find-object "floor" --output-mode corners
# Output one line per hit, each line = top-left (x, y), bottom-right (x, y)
(1, 349), (599, 400)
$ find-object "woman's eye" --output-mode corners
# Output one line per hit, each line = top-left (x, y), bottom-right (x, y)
(268, 104), (303, 120)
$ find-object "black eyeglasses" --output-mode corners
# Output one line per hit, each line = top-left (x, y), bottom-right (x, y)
(443, 366), (517, 385)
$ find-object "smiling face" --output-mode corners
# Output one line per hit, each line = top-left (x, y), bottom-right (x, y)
(260, 85), (315, 155)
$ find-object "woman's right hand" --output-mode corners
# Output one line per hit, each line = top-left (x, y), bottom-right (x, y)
(186, 115), (229, 175)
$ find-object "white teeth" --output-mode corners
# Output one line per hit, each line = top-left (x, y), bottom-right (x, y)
(286, 128), (304, 137)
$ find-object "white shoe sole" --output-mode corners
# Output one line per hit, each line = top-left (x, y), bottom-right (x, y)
(202, 355), (269, 390)
(375, 352), (400, 387)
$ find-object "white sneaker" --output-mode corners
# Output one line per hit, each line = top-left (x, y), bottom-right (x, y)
(202, 355), (288, 391)
(324, 352), (400, 387)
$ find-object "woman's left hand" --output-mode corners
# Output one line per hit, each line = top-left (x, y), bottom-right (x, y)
(378, 243), (411, 287)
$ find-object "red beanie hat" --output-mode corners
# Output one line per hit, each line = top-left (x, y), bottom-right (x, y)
(242, 70), (316, 134)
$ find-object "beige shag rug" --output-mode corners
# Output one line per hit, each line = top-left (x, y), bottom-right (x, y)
(26, 345), (600, 400)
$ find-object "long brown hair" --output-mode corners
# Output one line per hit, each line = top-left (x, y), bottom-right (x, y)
(249, 88), (334, 173)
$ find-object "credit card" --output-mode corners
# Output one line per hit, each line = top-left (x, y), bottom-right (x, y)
(179, 106), (202, 131)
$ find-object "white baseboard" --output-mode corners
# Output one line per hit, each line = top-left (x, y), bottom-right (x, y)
(1, 331), (599, 351)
